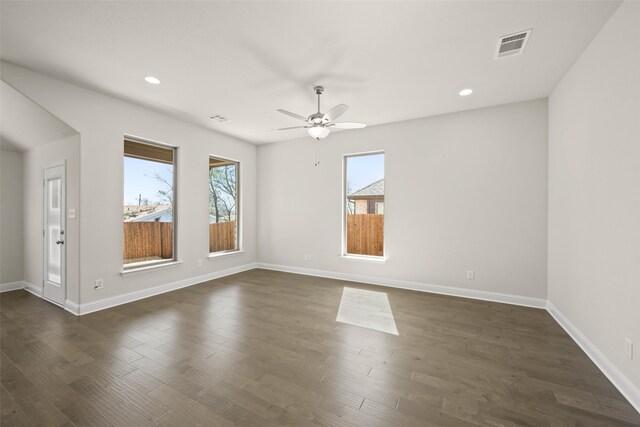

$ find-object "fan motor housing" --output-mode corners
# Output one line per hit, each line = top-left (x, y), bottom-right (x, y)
(309, 112), (326, 125)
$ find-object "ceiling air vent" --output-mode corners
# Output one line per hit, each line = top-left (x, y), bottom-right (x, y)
(495, 29), (532, 59)
(209, 114), (230, 123)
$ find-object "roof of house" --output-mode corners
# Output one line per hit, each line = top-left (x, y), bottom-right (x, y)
(123, 204), (172, 222)
(348, 179), (384, 199)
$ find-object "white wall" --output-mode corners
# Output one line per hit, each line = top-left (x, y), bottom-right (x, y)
(548, 0), (640, 389)
(22, 135), (81, 303)
(1, 62), (257, 305)
(0, 150), (24, 284)
(258, 99), (548, 299)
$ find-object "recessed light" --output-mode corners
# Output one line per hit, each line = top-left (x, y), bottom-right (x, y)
(459, 88), (473, 96)
(145, 76), (161, 85)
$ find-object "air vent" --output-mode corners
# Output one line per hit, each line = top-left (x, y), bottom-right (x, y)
(208, 114), (230, 123)
(495, 29), (532, 59)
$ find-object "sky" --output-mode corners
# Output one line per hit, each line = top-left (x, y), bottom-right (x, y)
(123, 157), (173, 205)
(346, 153), (384, 193)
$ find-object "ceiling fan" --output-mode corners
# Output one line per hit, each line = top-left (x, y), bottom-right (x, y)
(277, 86), (366, 140)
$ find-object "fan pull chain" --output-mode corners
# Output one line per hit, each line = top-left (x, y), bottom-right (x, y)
(314, 140), (320, 167)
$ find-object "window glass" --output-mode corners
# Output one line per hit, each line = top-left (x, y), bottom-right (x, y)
(209, 157), (239, 253)
(344, 152), (384, 257)
(123, 139), (176, 268)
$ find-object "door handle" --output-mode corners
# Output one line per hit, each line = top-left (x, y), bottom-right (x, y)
(56, 240), (64, 245)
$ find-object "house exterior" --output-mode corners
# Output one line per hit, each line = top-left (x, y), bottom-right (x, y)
(124, 204), (173, 222)
(347, 179), (384, 214)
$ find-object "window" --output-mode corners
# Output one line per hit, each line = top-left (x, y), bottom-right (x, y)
(123, 138), (177, 269)
(344, 152), (385, 257)
(209, 156), (239, 254)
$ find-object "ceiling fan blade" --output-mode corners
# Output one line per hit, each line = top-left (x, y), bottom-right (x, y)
(277, 126), (309, 131)
(330, 122), (367, 129)
(277, 109), (308, 122)
(323, 104), (348, 122)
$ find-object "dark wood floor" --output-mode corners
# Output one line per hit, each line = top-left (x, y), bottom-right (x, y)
(1, 269), (639, 426)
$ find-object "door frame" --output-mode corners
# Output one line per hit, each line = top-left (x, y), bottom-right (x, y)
(42, 160), (66, 307)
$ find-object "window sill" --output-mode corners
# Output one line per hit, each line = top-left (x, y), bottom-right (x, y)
(121, 260), (182, 277)
(340, 255), (386, 264)
(208, 250), (244, 259)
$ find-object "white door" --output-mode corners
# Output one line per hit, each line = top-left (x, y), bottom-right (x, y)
(43, 163), (66, 306)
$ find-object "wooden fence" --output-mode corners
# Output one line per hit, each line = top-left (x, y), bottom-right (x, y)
(209, 221), (237, 253)
(346, 214), (384, 256)
(123, 222), (173, 262)
(124, 217), (377, 260)
(123, 221), (237, 262)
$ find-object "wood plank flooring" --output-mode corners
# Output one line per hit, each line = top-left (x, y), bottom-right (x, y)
(1, 269), (639, 426)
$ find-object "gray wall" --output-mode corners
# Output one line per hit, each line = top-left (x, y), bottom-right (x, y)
(258, 99), (549, 299)
(1, 62), (258, 305)
(548, 0), (640, 388)
(1, 150), (24, 284)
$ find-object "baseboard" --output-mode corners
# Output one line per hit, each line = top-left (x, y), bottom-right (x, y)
(64, 300), (80, 315)
(0, 281), (28, 293)
(24, 282), (42, 297)
(19, 282), (76, 313)
(71, 262), (258, 315)
(256, 263), (547, 309)
(547, 302), (640, 414)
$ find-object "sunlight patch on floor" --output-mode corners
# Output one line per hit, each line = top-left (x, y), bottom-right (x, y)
(336, 287), (399, 335)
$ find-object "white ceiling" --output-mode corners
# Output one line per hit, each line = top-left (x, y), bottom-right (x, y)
(0, 1), (620, 144)
(0, 81), (76, 152)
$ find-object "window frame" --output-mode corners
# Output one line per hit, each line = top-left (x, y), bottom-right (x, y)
(122, 135), (178, 271)
(342, 150), (386, 260)
(208, 154), (241, 257)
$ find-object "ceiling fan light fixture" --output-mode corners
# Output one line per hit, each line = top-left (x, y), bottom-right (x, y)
(277, 86), (366, 142)
(307, 126), (330, 140)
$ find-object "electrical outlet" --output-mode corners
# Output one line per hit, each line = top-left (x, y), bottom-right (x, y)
(197, 259), (203, 267)
(304, 254), (313, 262)
(466, 270), (474, 280)
(625, 338), (633, 359)
(94, 279), (104, 290)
